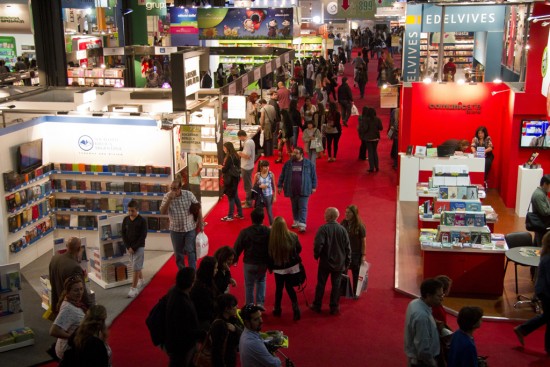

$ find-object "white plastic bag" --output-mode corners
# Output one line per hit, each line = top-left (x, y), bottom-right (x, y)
(355, 261), (370, 297)
(259, 130), (265, 147)
(195, 231), (209, 259)
(351, 103), (359, 116)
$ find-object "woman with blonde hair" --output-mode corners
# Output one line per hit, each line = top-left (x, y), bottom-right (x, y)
(268, 216), (303, 320)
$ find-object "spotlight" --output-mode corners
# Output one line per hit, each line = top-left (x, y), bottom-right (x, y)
(382, 83), (388, 89)
(423, 77), (432, 84)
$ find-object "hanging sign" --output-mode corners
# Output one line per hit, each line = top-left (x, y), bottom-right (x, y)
(0, 4), (32, 33)
(180, 125), (202, 153)
(227, 96), (247, 119)
(380, 86), (399, 109)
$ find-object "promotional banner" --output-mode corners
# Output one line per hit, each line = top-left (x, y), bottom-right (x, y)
(420, 4), (505, 33)
(169, 7), (199, 46)
(180, 125), (202, 154)
(0, 4), (32, 34)
(197, 8), (293, 40)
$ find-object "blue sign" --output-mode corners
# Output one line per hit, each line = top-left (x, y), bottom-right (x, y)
(61, 0), (96, 9)
(421, 5), (505, 33)
(403, 5), (423, 82)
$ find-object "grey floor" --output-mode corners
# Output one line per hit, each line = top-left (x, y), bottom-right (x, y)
(3, 250), (173, 367)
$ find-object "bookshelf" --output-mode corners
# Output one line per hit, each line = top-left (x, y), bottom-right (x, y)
(0, 263), (34, 352)
(88, 215), (133, 289)
(420, 32), (474, 68)
(67, 67), (125, 87)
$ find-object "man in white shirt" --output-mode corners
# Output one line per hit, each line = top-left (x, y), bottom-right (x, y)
(187, 153), (203, 203)
(238, 130), (255, 208)
(306, 59), (315, 97)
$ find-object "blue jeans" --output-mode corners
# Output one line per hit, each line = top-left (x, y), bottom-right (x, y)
(307, 148), (317, 166)
(290, 195), (310, 228)
(170, 230), (197, 269)
(228, 192), (243, 218)
(263, 195), (274, 225)
(243, 263), (267, 305)
(242, 168), (253, 206)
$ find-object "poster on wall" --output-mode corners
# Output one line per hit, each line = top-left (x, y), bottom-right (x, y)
(180, 125), (202, 154)
(169, 7), (199, 46)
(541, 29), (550, 121)
(380, 86), (399, 109)
(197, 8), (293, 40)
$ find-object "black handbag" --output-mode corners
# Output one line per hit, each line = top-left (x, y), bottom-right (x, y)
(289, 263), (306, 288)
(526, 203), (548, 232)
(228, 157), (241, 178)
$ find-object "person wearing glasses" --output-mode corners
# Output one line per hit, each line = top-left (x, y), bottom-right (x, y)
(160, 179), (203, 269)
(239, 304), (281, 367)
(404, 278), (444, 367)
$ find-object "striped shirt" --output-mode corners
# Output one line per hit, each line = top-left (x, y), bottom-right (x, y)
(257, 172), (274, 197)
(161, 190), (198, 232)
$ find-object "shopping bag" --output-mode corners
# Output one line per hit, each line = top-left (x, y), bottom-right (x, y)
(195, 231), (209, 259)
(259, 131), (265, 147)
(355, 261), (370, 298)
(339, 272), (354, 299)
(351, 103), (359, 116)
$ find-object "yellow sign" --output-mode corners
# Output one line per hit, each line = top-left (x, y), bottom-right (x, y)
(380, 86), (399, 109)
(180, 125), (203, 154)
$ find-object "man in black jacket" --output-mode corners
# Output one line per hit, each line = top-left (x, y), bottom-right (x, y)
(165, 267), (202, 367)
(311, 207), (351, 315)
(234, 208), (271, 307)
(337, 77), (353, 127)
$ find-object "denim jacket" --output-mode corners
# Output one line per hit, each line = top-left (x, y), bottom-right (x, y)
(277, 158), (317, 197)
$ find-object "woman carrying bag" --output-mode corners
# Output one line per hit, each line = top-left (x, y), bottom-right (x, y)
(268, 216), (303, 321)
(302, 120), (323, 167)
(219, 142), (243, 221)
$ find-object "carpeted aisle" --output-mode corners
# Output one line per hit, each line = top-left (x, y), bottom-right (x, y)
(75, 51), (546, 367)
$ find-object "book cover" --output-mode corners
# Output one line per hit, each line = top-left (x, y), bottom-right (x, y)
(426, 148), (437, 157)
(406, 145), (413, 155)
(465, 213), (475, 226)
(5, 271), (21, 291)
(454, 213), (465, 226)
(123, 182), (132, 192)
(100, 198), (109, 210)
(442, 212), (455, 226)
(103, 242), (114, 258)
(450, 201), (466, 211)
(149, 200), (159, 212)
(108, 198), (117, 211)
(7, 294), (22, 313)
(114, 263), (128, 281)
(148, 217), (160, 231)
(456, 186), (468, 200)
(465, 202), (482, 212)
(460, 231), (471, 244)
(476, 147), (485, 158)
(439, 187), (448, 199)
(466, 186), (478, 200)
(116, 241), (126, 257)
(448, 187), (458, 199)
(470, 231), (481, 244)
(415, 146), (427, 157)
(13, 191), (21, 206)
(131, 182), (141, 193)
(450, 231), (461, 244)
(474, 213), (485, 227)
(480, 233), (491, 244)
(69, 214), (78, 227)
(101, 224), (112, 240)
(440, 231), (450, 243)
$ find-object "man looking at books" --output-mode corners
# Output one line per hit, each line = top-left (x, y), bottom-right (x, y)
(530, 175), (550, 246)
(161, 180), (203, 269)
(122, 199), (148, 298)
(49, 237), (90, 314)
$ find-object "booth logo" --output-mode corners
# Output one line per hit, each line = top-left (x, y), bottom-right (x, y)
(327, 2), (338, 15)
(78, 135), (94, 151)
(429, 102), (481, 114)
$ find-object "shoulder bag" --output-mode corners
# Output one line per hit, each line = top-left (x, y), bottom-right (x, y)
(526, 203), (547, 232)
(229, 157), (241, 178)
(309, 130), (324, 152)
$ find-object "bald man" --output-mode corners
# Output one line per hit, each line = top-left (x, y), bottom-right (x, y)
(48, 237), (89, 313)
(311, 207), (351, 315)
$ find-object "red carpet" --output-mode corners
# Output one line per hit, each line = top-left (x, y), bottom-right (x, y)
(42, 52), (547, 367)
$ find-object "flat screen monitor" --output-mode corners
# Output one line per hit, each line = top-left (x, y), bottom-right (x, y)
(17, 139), (43, 174)
(520, 119), (550, 148)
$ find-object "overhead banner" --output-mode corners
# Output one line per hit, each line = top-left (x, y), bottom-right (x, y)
(197, 8), (294, 40)
(169, 7), (199, 46)
(323, 0), (394, 21)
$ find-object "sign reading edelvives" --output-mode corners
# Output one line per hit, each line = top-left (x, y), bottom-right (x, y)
(197, 8), (293, 40)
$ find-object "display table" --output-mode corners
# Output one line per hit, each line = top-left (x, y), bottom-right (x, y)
(399, 154), (485, 201)
(422, 244), (507, 297)
(515, 166), (543, 217)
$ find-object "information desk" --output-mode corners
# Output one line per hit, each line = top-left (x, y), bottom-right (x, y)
(399, 154), (485, 201)
(422, 244), (507, 297)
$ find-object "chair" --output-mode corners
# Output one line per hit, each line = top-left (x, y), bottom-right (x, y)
(505, 231), (540, 312)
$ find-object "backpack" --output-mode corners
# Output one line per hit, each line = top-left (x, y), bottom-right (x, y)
(146, 294), (168, 347)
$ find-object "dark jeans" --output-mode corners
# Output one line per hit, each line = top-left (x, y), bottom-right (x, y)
(484, 153), (494, 180)
(313, 262), (343, 310)
(170, 230), (197, 269)
(359, 139), (367, 160)
(263, 138), (274, 157)
(189, 183), (201, 203)
(391, 138), (398, 167)
(305, 78), (314, 96)
(242, 168), (253, 206)
(366, 140), (380, 170)
(274, 273), (298, 309)
(358, 81), (366, 98)
(518, 293), (550, 352)
(349, 253), (362, 294)
(227, 192), (243, 218)
(326, 133), (341, 158)
(339, 100), (352, 123)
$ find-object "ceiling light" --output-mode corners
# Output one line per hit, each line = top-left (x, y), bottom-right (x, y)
(423, 77), (432, 84)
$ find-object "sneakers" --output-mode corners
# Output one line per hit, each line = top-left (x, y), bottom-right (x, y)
(137, 279), (145, 290)
(235, 215), (245, 220)
(298, 225), (306, 233)
(128, 287), (139, 298)
(221, 216), (234, 221)
(291, 221), (299, 228)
